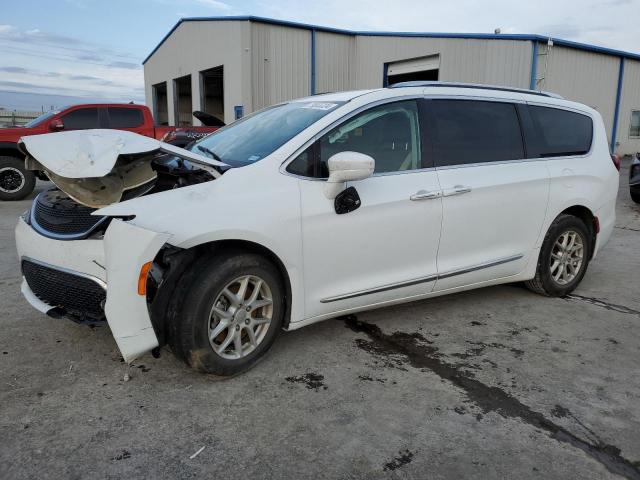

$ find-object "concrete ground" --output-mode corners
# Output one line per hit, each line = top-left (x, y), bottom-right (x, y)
(1, 162), (639, 480)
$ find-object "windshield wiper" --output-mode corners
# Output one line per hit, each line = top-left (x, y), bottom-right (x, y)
(197, 145), (224, 163)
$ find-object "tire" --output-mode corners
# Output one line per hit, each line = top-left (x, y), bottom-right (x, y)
(525, 214), (592, 297)
(169, 251), (285, 376)
(631, 190), (640, 204)
(0, 156), (36, 201)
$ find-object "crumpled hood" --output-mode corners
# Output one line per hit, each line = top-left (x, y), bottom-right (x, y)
(18, 129), (227, 208)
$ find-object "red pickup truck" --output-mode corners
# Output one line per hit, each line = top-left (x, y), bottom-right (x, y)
(0, 103), (222, 200)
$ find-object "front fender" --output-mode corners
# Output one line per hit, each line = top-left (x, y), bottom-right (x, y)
(104, 219), (170, 362)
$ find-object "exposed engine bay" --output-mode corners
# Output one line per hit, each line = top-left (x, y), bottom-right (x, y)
(18, 128), (228, 209)
(27, 155), (218, 240)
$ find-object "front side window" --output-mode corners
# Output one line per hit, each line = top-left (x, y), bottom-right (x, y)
(528, 105), (593, 157)
(428, 100), (524, 167)
(192, 101), (343, 168)
(287, 100), (422, 178)
(60, 108), (100, 130)
(630, 111), (640, 138)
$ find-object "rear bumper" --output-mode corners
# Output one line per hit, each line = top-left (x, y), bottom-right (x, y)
(593, 199), (616, 259)
(15, 216), (170, 362)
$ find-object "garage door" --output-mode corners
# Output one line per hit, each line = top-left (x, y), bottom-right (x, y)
(387, 55), (440, 85)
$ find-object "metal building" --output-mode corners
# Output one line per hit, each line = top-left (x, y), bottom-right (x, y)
(143, 16), (640, 155)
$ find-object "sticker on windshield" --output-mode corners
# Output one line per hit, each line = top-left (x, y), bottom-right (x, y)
(301, 102), (338, 111)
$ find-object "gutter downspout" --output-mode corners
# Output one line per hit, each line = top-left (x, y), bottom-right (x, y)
(529, 41), (539, 90)
(310, 29), (316, 95)
(611, 57), (625, 153)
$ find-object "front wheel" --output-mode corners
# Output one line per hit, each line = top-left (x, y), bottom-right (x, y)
(169, 252), (285, 376)
(525, 214), (592, 297)
(0, 156), (36, 201)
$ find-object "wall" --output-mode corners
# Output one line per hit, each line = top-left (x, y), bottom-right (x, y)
(535, 44), (619, 141)
(617, 59), (640, 156)
(315, 31), (356, 93)
(144, 21), (250, 125)
(250, 22), (311, 110)
(353, 36), (532, 89)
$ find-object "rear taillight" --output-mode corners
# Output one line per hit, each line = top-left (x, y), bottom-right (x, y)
(611, 154), (621, 171)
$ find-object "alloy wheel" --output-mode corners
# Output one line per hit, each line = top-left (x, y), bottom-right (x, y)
(0, 167), (25, 193)
(549, 229), (584, 285)
(208, 275), (273, 359)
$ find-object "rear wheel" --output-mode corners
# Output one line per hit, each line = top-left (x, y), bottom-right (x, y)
(0, 156), (35, 201)
(525, 214), (591, 297)
(169, 252), (284, 376)
(631, 190), (640, 204)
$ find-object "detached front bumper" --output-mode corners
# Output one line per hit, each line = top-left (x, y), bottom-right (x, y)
(15, 216), (170, 362)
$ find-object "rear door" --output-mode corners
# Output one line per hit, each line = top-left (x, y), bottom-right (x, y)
(427, 99), (549, 291)
(105, 107), (152, 136)
(288, 99), (443, 319)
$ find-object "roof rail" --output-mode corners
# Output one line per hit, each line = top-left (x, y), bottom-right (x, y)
(388, 81), (563, 99)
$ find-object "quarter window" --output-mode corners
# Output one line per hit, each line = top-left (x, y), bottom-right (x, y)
(428, 100), (524, 167)
(60, 108), (100, 130)
(287, 100), (422, 177)
(528, 105), (592, 157)
(630, 111), (640, 138)
(107, 108), (144, 128)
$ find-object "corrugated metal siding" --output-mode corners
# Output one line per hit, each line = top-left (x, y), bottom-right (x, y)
(617, 59), (640, 155)
(354, 37), (532, 89)
(315, 32), (355, 93)
(143, 21), (249, 125)
(537, 45), (619, 139)
(251, 23), (310, 109)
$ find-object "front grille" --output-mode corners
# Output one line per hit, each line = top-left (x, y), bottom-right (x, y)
(22, 259), (106, 322)
(32, 189), (106, 238)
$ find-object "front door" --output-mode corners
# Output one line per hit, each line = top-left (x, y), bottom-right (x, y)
(286, 99), (444, 319)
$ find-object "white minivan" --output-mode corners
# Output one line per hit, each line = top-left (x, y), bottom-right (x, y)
(15, 83), (619, 375)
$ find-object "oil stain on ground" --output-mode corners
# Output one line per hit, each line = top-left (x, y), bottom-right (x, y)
(383, 449), (415, 471)
(342, 315), (640, 480)
(285, 373), (327, 391)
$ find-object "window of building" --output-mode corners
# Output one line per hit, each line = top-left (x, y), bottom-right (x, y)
(427, 100), (524, 167)
(60, 107), (100, 130)
(527, 105), (592, 157)
(152, 82), (168, 126)
(200, 66), (224, 125)
(173, 75), (192, 126)
(630, 111), (640, 138)
(107, 108), (143, 128)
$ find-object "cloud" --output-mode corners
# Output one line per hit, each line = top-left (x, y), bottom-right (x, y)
(108, 61), (141, 70)
(193, 0), (232, 9)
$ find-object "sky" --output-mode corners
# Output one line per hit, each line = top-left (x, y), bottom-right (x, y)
(1, 0), (639, 111)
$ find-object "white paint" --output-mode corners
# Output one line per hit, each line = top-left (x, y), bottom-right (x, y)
(103, 219), (170, 363)
(15, 85), (619, 363)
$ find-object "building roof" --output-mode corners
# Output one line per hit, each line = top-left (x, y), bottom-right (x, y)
(143, 15), (640, 65)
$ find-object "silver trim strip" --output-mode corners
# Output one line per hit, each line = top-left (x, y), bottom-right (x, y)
(320, 273), (439, 303)
(22, 256), (107, 290)
(437, 254), (524, 280)
(30, 192), (109, 241)
(320, 254), (524, 303)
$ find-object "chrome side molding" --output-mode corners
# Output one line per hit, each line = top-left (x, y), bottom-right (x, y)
(320, 254), (524, 303)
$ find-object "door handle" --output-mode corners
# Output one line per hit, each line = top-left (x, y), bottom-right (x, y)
(443, 185), (472, 197)
(410, 190), (441, 201)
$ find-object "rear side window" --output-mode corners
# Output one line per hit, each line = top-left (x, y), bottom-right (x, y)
(107, 108), (144, 128)
(428, 100), (524, 167)
(527, 106), (592, 157)
(60, 108), (100, 130)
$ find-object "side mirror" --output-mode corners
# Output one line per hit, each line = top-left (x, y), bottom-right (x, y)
(49, 119), (64, 132)
(323, 151), (374, 199)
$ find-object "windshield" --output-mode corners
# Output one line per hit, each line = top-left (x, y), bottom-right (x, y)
(191, 101), (344, 167)
(24, 110), (60, 128)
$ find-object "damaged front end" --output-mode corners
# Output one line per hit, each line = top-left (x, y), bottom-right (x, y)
(16, 129), (228, 362)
